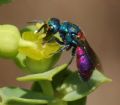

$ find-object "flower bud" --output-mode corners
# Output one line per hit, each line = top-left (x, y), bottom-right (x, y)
(0, 25), (21, 58)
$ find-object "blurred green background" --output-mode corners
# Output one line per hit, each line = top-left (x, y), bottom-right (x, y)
(0, 0), (120, 105)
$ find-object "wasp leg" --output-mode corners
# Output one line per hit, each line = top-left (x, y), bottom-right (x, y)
(50, 45), (70, 56)
(54, 37), (64, 45)
(43, 37), (55, 43)
(72, 46), (77, 56)
(68, 47), (76, 66)
(45, 36), (64, 45)
(36, 24), (47, 33)
(57, 45), (70, 53)
(27, 20), (47, 33)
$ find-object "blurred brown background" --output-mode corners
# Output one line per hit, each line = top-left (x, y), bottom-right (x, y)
(0, 0), (120, 105)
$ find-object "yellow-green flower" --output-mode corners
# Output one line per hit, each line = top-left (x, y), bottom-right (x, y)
(16, 24), (61, 73)
(19, 31), (61, 60)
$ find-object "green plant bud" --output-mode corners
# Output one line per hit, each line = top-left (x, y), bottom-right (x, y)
(0, 24), (21, 58)
(25, 53), (61, 74)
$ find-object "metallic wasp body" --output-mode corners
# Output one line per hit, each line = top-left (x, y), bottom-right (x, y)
(35, 18), (99, 81)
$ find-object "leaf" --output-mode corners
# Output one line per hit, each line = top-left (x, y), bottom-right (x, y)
(52, 69), (71, 90)
(58, 69), (111, 101)
(0, 87), (53, 105)
(0, 0), (13, 5)
(17, 64), (68, 82)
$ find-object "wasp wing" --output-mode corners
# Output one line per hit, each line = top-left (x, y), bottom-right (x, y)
(82, 39), (103, 72)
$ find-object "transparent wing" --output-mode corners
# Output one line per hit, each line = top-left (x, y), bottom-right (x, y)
(83, 39), (103, 72)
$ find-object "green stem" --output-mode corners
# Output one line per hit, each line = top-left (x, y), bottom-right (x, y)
(19, 38), (37, 48)
(39, 81), (54, 97)
(39, 81), (68, 105)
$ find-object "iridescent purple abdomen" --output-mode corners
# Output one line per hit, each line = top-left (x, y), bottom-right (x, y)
(76, 47), (94, 81)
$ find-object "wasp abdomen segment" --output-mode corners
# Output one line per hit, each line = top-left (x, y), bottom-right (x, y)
(76, 46), (95, 81)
